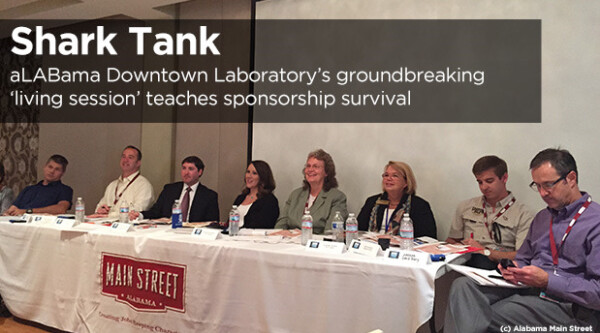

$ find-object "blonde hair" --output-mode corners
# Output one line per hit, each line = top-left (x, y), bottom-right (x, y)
(383, 161), (417, 195)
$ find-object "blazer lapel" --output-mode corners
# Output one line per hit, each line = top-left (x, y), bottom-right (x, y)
(310, 190), (327, 213)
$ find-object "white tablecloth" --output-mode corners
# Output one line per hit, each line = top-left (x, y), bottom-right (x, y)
(0, 222), (446, 333)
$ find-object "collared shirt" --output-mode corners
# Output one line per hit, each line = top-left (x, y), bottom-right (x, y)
(448, 192), (534, 250)
(0, 186), (15, 213)
(95, 171), (154, 218)
(12, 180), (73, 210)
(516, 192), (600, 310)
(178, 182), (199, 221)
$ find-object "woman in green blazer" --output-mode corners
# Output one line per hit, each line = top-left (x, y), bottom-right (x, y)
(275, 149), (348, 234)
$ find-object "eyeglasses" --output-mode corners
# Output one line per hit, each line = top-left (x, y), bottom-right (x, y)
(529, 174), (567, 192)
(382, 173), (404, 180)
(305, 164), (323, 170)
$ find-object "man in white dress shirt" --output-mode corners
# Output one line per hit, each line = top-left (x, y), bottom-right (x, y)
(95, 145), (154, 218)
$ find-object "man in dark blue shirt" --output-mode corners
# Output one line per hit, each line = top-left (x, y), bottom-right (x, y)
(4, 155), (73, 215)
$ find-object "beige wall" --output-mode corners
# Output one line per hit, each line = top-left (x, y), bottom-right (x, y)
(38, 0), (252, 219)
(177, 0), (251, 220)
(38, 124), (144, 211)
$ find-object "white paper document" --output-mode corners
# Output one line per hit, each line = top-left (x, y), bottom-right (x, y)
(448, 264), (528, 288)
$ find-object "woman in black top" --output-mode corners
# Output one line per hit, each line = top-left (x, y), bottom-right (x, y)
(232, 160), (279, 229)
(357, 161), (437, 239)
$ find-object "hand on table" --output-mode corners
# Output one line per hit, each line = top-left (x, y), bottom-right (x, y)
(96, 205), (111, 214)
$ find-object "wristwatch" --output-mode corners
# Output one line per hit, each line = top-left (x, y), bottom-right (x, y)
(26, 209), (33, 214)
(483, 248), (491, 256)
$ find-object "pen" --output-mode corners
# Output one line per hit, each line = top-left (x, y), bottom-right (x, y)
(471, 272), (496, 285)
(488, 275), (504, 280)
(137, 225), (158, 229)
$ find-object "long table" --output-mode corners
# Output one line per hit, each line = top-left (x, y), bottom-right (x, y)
(0, 222), (447, 332)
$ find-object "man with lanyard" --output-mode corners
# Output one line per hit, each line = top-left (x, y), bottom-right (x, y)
(95, 145), (154, 218)
(444, 148), (600, 332)
(447, 155), (534, 269)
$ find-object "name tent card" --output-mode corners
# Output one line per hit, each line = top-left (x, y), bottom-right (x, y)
(109, 222), (132, 233)
(29, 215), (57, 225)
(191, 227), (220, 240)
(347, 239), (380, 257)
(384, 249), (431, 265)
(305, 240), (345, 254)
(54, 218), (78, 229)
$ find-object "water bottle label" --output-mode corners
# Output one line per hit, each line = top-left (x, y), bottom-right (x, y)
(399, 230), (414, 239)
(173, 208), (182, 214)
(302, 221), (313, 229)
(172, 213), (182, 228)
(120, 207), (129, 213)
(332, 221), (341, 229)
(347, 225), (358, 233)
(76, 205), (84, 210)
(230, 215), (240, 222)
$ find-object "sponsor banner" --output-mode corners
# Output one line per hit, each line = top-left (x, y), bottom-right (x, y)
(101, 253), (186, 312)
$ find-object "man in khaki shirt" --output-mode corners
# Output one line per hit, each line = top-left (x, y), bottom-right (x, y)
(446, 155), (534, 269)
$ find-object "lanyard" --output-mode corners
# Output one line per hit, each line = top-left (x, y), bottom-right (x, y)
(549, 196), (592, 273)
(384, 208), (390, 232)
(482, 197), (516, 241)
(113, 173), (140, 205)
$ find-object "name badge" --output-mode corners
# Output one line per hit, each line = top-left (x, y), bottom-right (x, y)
(29, 215), (57, 225)
(384, 249), (430, 265)
(305, 240), (345, 254)
(347, 239), (380, 257)
(191, 227), (220, 240)
(109, 222), (132, 233)
(55, 218), (78, 229)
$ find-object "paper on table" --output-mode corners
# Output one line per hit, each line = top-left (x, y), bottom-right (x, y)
(85, 214), (118, 224)
(0, 216), (16, 222)
(447, 264), (527, 288)
(415, 243), (481, 255)
(269, 229), (302, 238)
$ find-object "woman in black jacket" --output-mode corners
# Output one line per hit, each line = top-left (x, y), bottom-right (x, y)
(357, 161), (437, 239)
(232, 160), (279, 229)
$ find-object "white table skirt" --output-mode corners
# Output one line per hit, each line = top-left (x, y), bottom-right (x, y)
(0, 222), (445, 333)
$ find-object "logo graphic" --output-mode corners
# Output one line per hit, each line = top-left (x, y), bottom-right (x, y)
(101, 253), (186, 312)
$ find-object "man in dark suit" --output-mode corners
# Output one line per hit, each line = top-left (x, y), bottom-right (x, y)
(130, 156), (219, 222)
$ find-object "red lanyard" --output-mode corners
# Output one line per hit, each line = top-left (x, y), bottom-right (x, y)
(113, 173), (140, 205)
(549, 196), (592, 270)
(482, 197), (516, 241)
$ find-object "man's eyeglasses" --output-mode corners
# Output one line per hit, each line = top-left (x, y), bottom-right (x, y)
(529, 174), (567, 192)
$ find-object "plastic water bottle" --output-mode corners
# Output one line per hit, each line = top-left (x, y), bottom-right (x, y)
(75, 197), (85, 223)
(172, 199), (182, 229)
(229, 205), (240, 236)
(345, 213), (358, 246)
(301, 210), (313, 245)
(399, 213), (414, 250)
(119, 201), (129, 223)
(331, 211), (345, 242)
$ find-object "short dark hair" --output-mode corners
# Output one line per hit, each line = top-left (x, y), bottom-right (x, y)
(302, 149), (338, 191)
(0, 163), (5, 183)
(472, 155), (507, 178)
(530, 148), (578, 183)
(182, 156), (205, 172)
(242, 160), (276, 198)
(124, 145), (142, 161)
(47, 154), (69, 172)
